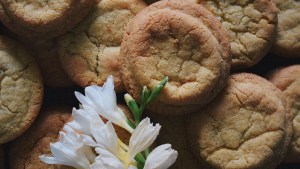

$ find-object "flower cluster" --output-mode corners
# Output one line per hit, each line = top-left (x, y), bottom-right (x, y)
(40, 76), (178, 169)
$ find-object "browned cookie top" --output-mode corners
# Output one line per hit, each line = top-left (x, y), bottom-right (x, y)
(8, 105), (72, 169)
(268, 65), (300, 162)
(271, 0), (300, 58)
(0, 35), (43, 144)
(187, 73), (291, 169)
(199, 0), (277, 70)
(121, 0), (231, 114)
(0, 0), (97, 39)
(58, 0), (147, 91)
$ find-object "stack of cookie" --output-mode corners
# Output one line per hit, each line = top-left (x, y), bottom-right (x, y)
(0, 0), (299, 168)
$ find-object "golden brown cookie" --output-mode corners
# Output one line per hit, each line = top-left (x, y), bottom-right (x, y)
(8, 105), (72, 169)
(271, 0), (300, 58)
(0, 35), (43, 144)
(0, 0), (97, 39)
(121, 0), (231, 115)
(150, 114), (204, 169)
(268, 65), (300, 162)
(0, 146), (5, 169)
(30, 39), (75, 87)
(58, 0), (147, 92)
(187, 73), (292, 169)
(198, 0), (277, 70)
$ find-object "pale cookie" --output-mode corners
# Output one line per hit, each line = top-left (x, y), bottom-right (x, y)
(121, 0), (231, 115)
(8, 106), (73, 169)
(31, 39), (75, 87)
(0, 146), (5, 169)
(268, 65), (300, 162)
(0, 35), (43, 144)
(199, 0), (277, 70)
(0, 0), (97, 39)
(271, 0), (300, 58)
(58, 0), (147, 92)
(150, 114), (204, 169)
(187, 73), (292, 169)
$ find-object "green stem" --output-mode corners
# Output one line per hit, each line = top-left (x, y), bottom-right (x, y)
(144, 148), (150, 158)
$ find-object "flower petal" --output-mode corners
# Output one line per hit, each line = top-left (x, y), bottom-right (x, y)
(91, 121), (119, 155)
(127, 118), (161, 162)
(92, 151), (124, 169)
(75, 76), (133, 133)
(144, 144), (178, 169)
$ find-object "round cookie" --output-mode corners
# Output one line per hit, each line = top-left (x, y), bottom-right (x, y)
(268, 65), (300, 162)
(58, 0), (147, 92)
(271, 0), (300, 58)
(198, 0), (277, 70)
(0, 0), (97, 39)
(0, 35), (43, 144)
(121, 0), (231, 115)
(8, 106), (73, 169)
(187, 73), (292, 169)
(31, 40), (75, 87)
(0, 146), (5, 169)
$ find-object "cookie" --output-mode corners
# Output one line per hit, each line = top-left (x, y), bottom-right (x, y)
(0, 35), (43, 144)
(150, 114), (204, 169)
(0, 0), (97, 39)
(0, 146), (5, 169)
(268, 65), (300, 162)
(30, 39), (75, 87)
(8, 105), (72, 169)
(58, 0), (147, 91)
(121, 0), (231, 115)
(199, 0), (277, 70)
(187, 73), (292, 169)
(271, 0), (300, 58)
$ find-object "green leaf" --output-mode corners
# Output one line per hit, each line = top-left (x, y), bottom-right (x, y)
(127, 118), (136, 129)
(145, 76), (168, 104)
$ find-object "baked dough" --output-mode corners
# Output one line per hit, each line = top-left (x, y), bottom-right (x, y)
(58, 0), (147, 91)
(0, 35), (43, 144)
(199, 0), (277, 70)
(187, 73), (292, 169)
(271, 0), (300, 58)
(268, 65), (300, 162)
(0, 0), (97, 39)
(121, 0), (231, 115)
(8, 105), (72, 169)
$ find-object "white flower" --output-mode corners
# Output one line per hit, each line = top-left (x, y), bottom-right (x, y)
(75, 75), (133, 133)
(91, 152), (137, 169)
(126, 118), (161, 166)
(67, 107), (104, 135)
(144, 144), (178, 169)
(39, 125), (96, 169)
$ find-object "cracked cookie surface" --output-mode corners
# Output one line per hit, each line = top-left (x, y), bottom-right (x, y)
(0, 35), (43, 144)
(8, 105), (72, 169)
(0, 0), (97, 39)
(121, 0), (231, 115)
(268, 65), (300, 162)
(199, 0), (277, 70)
(187, 73), (292, 169)
(58, 0), (147, 92)
(271, 0), (300, 58)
